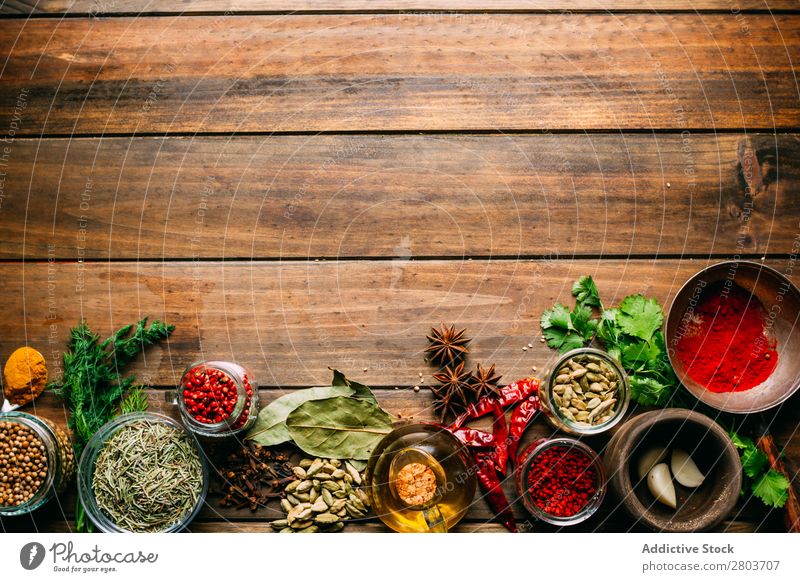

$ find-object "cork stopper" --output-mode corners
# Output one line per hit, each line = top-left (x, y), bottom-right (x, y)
(395, 462), (437, 507)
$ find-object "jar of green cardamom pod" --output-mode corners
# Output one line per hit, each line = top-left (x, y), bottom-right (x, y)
(0, 411), (75, 516)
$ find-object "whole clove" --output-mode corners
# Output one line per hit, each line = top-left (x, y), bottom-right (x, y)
(215, 442), (295, 511)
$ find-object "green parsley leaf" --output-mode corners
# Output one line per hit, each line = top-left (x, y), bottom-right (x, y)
(572, 276), (602, 309)
(617, 295), (664, 341)
(597, 308), (621, 345)
(621, 340), (660, 368)
(540, 303), (573, 331)
(541, 302), (599, 352)
(571, 305), (598, 340)
(629, 375), (670, 406)
(730, 431), (755, 451)
(741, 445), (769, 479)
(542, 327), (589, 353)
(751, 470), (790, 508)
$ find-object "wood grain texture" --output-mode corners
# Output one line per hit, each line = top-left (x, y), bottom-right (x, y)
(3, 0), (797, 15)
(1, 259), (798, 387)
(1, 134), (798, 260)
(1, 14), (798, 133)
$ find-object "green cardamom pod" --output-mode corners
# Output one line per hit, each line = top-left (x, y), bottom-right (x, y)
(314, 513), (340, 525)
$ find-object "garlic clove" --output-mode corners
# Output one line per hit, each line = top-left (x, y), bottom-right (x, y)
(671, 449), (706, 488)
(637, 447), (668, 480)
(647, 463), (677, 509)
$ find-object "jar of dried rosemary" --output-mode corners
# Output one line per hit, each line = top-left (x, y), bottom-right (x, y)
(77, 412), (207, 532)
(0, 411), (75, 516)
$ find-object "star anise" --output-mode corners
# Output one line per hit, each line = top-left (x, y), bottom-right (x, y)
(430, 361), (473, 422)
(468, 363), (502, 401)
(425, 323), (470, 366)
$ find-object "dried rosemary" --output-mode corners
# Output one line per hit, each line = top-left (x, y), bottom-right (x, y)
(93, 420), (203, 532)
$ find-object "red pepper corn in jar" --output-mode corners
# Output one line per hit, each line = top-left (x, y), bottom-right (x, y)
(178, 361), (259, 437)
(515, 437), (605, 526)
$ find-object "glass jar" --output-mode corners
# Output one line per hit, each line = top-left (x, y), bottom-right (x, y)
(78, 412), (208, 533)
(540, 347), (630, 436)
(366, 423), (476, 533)
(515, 437), (605, 526)
(0, 411), (75, 516)
(177, 360), (259, 438)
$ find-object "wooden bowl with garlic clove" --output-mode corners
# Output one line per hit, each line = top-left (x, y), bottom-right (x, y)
(604, 408), (742, 532)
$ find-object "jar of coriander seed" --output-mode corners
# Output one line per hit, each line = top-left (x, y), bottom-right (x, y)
(0, 411), (75, 516)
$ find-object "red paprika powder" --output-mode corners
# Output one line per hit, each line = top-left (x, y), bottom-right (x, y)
(675, 285), (777, 393)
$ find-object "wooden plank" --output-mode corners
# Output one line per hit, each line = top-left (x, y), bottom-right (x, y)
(1, 15), (798, 133)
(1, 134), (798, 260)
(1, 259), (798, 388)
(3, 1), (797, 15)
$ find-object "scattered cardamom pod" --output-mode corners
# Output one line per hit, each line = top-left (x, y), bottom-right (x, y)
(275, 456), (371, 533)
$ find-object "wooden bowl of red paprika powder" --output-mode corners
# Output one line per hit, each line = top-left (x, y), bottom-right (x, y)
(665, 261), (800, 413)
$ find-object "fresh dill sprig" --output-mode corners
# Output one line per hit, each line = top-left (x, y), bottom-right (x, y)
(48, 317), (174, 532)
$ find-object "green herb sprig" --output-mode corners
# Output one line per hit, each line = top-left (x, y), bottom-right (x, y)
(49, 318), (174, 532)
(730, 431), (791, 509)
(540, 276), (677, 406)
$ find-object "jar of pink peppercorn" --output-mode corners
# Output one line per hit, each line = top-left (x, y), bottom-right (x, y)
(177, 361), (259, 438)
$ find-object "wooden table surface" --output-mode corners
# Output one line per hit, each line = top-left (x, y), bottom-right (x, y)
(1, 0), (799, 533)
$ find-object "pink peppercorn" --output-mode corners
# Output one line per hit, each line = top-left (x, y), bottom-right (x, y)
(525, 445), (597, 518)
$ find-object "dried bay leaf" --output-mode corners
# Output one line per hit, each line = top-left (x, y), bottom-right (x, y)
(246, 384), (354, 446)
(286, 396), (394, 460)
(331, 368), (378, 403)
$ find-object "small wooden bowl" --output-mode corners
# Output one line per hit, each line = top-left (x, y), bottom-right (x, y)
(604, 409), (742, 532)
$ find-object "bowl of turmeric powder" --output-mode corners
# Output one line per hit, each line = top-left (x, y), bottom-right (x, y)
(2, 347), (48, 408)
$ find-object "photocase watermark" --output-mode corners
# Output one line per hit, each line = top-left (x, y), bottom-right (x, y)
(140, 13), (234, 115)
(0, 87), (28, 212)
(46, 244), (64, 380)
(284, 139), (370, 220)
(190, 175), (216, 296)
(18, 541), (159, 574)
(75, 175), (93, 295)
(20, 542), (45, 571)
(390, 235), (412, 290)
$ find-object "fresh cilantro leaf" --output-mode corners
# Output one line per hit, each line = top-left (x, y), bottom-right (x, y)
(540, 303), (573, 331)
(730, 431), (755, 451)
(741, 445), (769, 479)
(542, 326), (588, 353)
(571, 305), (599, 340)
(751, 470), (790, 508)
(621, 340), (660, 368)
(629, 375), (670, 406)
(541, 303), (597, 353)
(597, 308), (621, 345)
(572, 276), (602, 309)
(617, 295), (664, 341)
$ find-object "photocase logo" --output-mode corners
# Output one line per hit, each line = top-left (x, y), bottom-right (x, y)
(19, 542), (46, 570)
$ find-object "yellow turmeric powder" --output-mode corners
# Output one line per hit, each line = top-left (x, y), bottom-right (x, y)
(3, 347), (47, 406)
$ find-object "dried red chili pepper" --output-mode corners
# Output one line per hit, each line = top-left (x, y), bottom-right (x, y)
(451, 426), (495, 449)
(473, 450), (517, 532)
(451, 377), (539, 429)
(491, 401), (509, 475)
(441, 376), (540, 532)
(508, 389), (541, 464)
